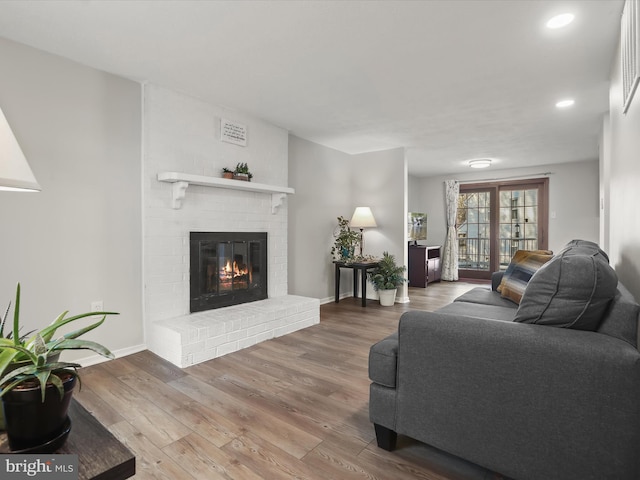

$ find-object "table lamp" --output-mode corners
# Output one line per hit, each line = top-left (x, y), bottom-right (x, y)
(350, 207), (377, 256)
(0, 106), (41, 192)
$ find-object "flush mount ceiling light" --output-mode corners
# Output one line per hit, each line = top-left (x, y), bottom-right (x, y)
(546, 13), (575, 29)
(468, 158), (492, 169)
(556, 99), (575, 108)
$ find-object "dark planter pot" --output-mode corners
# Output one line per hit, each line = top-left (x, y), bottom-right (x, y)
(2, 373), (76, 452)
(0, 353), (61, 431)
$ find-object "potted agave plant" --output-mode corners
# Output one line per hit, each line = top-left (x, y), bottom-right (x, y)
(368, 251), (407, 306)
(0, 283), (117, 452)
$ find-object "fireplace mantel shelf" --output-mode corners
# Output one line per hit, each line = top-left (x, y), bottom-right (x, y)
(157, 172), (295, 212)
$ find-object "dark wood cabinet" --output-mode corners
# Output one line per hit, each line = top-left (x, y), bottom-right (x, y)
(408, 245), (441, 287)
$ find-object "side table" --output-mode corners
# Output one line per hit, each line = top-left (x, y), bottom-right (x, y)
(1, 399), (135, 480)
(334, 260), (379, 307)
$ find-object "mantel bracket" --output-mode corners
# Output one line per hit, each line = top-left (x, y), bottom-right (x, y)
(172, 181), (189, 209)
(271, 193), (287, 214)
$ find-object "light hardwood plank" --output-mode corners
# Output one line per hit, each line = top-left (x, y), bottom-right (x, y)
(76, 281), (513, 479)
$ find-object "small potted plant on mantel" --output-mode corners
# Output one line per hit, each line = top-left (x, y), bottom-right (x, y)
(233, 162), (253, 181)
(221, 167), (234, 179)
(0, 283), (117, 452)
(368, 251), (407, 306)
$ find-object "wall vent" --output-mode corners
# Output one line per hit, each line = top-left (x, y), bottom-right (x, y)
(622, 0), (640, 113)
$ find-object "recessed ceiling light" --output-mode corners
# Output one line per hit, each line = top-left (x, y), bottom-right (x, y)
(468, 159), (492, 169)
(556, 99), (575, 108)
(546, 13), (575, 29)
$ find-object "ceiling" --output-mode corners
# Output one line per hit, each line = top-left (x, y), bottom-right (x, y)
(0, 0), (624, 176)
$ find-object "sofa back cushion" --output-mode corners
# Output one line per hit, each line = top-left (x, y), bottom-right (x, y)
(559, 239), (610, 262)
(597, 283), (640, 347)
(497, 250), (554, 304)
(514, 249), (618, 330)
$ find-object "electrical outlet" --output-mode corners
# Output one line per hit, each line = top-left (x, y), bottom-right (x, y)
(91, 301), (104, 312)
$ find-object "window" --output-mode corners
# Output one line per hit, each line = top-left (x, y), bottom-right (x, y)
(457, 178), (549, 279)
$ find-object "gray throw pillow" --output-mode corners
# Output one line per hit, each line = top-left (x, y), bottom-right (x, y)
(514, 252), (618, 330)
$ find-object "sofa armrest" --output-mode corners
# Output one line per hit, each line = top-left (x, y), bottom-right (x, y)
(491, 271), (504, 291)
(395, 310), (640, 480)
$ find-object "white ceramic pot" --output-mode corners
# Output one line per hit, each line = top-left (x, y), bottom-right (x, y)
(378, 289), (397, 306)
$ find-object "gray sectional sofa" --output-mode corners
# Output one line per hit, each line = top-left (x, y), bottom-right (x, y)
(368, 240), (640, 480)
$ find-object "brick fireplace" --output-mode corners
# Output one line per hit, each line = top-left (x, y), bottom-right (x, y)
(143, 84), (319, 368)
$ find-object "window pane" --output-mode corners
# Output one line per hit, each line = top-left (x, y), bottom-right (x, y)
(500, 191), (511, 207)
(525, 207), (537, 223)
(525, 223), (538, 238)
(525, 189), (538, 205)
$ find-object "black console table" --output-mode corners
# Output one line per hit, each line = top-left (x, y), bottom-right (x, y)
(334, 261), (379, 307)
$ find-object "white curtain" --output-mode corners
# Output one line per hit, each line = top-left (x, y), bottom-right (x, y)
(441, 179), (459, 281)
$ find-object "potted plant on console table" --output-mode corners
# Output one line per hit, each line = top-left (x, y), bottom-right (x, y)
(0, 283), (117, 453)
(368, 251), (406, 306)
(331, 216), (361, 261)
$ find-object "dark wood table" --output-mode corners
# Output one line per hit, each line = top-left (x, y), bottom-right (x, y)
(334, 260), (380, 307)
(1, 400), (135, 480)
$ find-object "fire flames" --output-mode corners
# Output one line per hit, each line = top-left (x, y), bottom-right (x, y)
(222, 260), (248, 279)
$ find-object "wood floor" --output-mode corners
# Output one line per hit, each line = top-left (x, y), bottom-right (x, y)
(75, 281), (506, 480)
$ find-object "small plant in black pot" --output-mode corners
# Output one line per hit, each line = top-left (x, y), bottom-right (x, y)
(0, 283), (117, 452)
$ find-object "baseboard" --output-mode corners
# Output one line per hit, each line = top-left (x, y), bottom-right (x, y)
(75, 343), (147, 367)
(319, 292), (353, 305)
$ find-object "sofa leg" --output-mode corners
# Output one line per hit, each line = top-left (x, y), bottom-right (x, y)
(374, 423), (397, 451)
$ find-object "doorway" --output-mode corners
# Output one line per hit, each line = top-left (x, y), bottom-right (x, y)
(457, 179), (549, 279)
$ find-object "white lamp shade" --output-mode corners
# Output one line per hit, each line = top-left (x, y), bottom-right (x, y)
(350, 207), (377, 228)
(0, 106), (40, 192)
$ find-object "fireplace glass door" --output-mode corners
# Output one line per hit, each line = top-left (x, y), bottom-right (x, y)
(190, 232), (267, 312)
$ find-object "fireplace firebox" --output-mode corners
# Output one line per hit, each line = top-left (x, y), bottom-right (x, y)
(190, 232), (267, 312)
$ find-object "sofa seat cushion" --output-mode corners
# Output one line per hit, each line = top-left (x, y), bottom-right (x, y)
(369, 332), (399, 388)
(515, 251), (618, 330)
(454, 287), (521, 309)
(436, 302), (517, 322)
(497, 249), (554, 304)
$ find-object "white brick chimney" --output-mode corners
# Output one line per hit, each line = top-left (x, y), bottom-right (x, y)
(142, 84), (318, 367)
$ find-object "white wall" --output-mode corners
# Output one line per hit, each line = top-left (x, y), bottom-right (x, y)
(288, 136), (353, 300)
(0, 37), (143, 361)
(351, 148), (408, 301)
(288, 135), (407, 302)
(599, 113), (611, 252)
(409, 160), (600, 254)
(606, 37), (640, 300)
